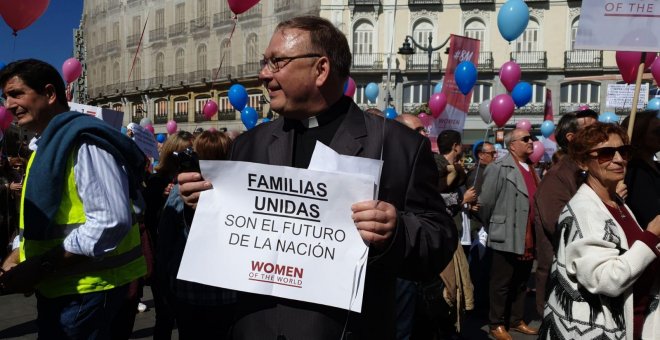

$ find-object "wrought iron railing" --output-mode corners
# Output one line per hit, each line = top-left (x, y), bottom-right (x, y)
(352, 53), (385, 69)
(237, 62), (261, 77)
(190, 16), (210, 33)
(173, 111), (188, 123)
(213, 11), (234, 28)
(149, 27), (166, 42)
(169, 22), (187, 38)
(404, 53), (442, 71)
(106, 40), (119, 54)
(565, 50), (603, 70)
(126, 34), (140, 48)
(460, 0), (494, 3)
(408, 0), (442, 5)
(510, 51), (547, 70)
(217, 109), (236, 121)
(188, 70), (212, 84)
(477, 51), (494, 70)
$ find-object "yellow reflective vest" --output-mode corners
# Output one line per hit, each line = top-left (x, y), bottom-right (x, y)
(19, 149), (146, 298)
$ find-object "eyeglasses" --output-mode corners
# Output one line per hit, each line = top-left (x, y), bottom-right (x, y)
(480, 151), (497, 157)
(589, 145), (633, 164)
(260, 54), (322, 73)
(513, 136), (533, 143)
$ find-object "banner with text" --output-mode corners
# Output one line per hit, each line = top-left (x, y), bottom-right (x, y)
(430, 34), (480, 137)
(576, 0), (660, 51)
(606, 83), (649, 108)
(178, 161), (373, 312)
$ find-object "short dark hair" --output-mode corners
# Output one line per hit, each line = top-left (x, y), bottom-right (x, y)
(276, 16), (351, 80)
(556, 112), (579, 150)
(476, 141), (493, 154)
(437, 130), (461, 155)
(0, 59), (69, 110)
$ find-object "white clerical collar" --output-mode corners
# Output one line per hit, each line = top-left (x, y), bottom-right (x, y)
(301, 116), (319, 129)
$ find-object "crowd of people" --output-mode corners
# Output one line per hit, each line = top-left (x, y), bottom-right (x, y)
(0, 14), (657, 340)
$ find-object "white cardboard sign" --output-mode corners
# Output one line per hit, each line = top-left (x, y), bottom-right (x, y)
(606, 83), (649, 108)
(177, 161), (373, 312)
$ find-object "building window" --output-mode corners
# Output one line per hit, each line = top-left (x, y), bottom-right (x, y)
(155, 53), (165, 79)
(471, 83), (492, 104)
(246, 34), (258, 63)
(132, 16), (141, 36)
(403, 83), (431, 105)
(464, 19), (486, 49)
(155, 9), (165, 29)
(195, 97), (209, 115)
(100, 65), (106, 86)
(570, 17), (579, 50)
(218, 95), (232, 111)
(560, 82), (600, 103)
(175, 3), (185, 24)
(531, 83), (546, 103)
(248, 93), (262, 113)
(132, 103), (145, 121)
(133, 57), (141, 81)
(176, 48), (185, 75)
(353, 20), (373, 54)
(154, 100), (167, 119)
(112, 103), (123, 112)
(197, 44), (207, 71)
(113, 62), (120, 84)
(174, 98), (188, 121)
(514, 18), (540, 52)
(112, 22), (119, 40)
(197, 0), (207, 17)
(413, 19), (433, 52)
(100, 27), (106, 45)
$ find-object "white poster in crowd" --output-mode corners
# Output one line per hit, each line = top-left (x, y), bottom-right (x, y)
(576, 0), (660, 51)
(606, 83), (649, 108)
(178, 161), (374, 312)
(68, 102), (124, 129)
(539, 137), (558, 163)
(126, 123), (159, 160)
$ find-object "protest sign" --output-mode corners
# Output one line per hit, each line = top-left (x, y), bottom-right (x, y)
(429, 34), (480, 137)
(178, 161), (374, 312)
(576, 0), (660, 51)
(606, 83), (649, 108)
(127, 122), (159, 160)
(69, 102), (124, 129)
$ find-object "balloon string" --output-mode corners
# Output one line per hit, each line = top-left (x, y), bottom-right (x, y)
(12, 33), (17, 61)
(128, 14), (149, 82)
(212, 16), (238, 85)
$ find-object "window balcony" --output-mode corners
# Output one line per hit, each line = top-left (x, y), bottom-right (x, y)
(352, 53), (385, 70)
(217, 109), (236, 121)
(154, 113), (168, 124)
(477, 51), (494, 70)
(173, 111), (188, 123)
(510, 51), (547, 70)
(190, 16), (210, 34)
(173, 73), (187, 85)
(95, 44), (106, 56)
(107, 0), (121, 11)
(126, 0), (141, 6)
(106, 40), (120, 54)
(148, 76), (167, 89)
(408, 0), (442, 5)
(349, 0), (380, 5)
(212, 66), (237, 80)
(213, 11), (234, 28)
(565, 50), (603, 71)
(403, 53), (442, 71)
(149, 27), (166, 42)
(188, 70), (211, 84)
(195, 111), (208, 123)
(460, 0), (494, 3)
(237, 62), (261, 77)
(275, 0), (299, 12)
(559, 103), (600, 114)
(169, 22), (187, 38)
(126, 34), (140, 48)
(514, 103), (545, 115)
(241, 4), (262, 21)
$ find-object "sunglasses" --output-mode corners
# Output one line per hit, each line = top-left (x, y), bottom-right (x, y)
(514, 136), (533, 143)
(589, 145), (633, 163)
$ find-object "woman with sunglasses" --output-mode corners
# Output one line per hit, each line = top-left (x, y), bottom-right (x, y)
(540, 123), (660, 340)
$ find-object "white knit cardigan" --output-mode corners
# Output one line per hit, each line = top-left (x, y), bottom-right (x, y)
(540, 185), (660, 340)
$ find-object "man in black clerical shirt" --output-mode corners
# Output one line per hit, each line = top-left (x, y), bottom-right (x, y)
(178, 16), (457, 340)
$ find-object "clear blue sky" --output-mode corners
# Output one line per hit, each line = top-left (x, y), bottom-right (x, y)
(0, 1), (83, 72)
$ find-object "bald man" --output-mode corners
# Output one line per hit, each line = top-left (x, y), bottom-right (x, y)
(396, 113), (428, 137)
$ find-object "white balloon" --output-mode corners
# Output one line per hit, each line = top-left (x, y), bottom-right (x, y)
(479, 99), (492, 124)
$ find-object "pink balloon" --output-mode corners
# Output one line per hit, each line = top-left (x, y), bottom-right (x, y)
(578, 105), (590, 111)
(227, 0), (260, 15)
(0, 107), (8, 129)
(208, 127), (217, 133)
(499, 61), (521, 93)
(529, 141), (545, 163)
(516, 119), (532, 132)
(344, 77), (356, 97)
(616, 51), (656, 84)
(0, 0), (49, 34)
(165, 120), (177, 134)
(144, 123), (155, 134)
(1, 108), (13, 130)
(490, 94), (515, 128)
(417, 113), (433, 127)
(203, 100), (218, 119)
(62, 58), (82, 84)
(429, 93), (448, 118)
(651, 57), (660, 86)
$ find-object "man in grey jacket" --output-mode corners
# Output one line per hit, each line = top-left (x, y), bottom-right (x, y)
(479, 129), (539, 340)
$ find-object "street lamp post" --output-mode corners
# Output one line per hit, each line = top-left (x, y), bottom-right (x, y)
(398, 33), (450, 103)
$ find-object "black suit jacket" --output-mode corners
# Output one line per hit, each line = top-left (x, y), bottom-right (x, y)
(228, 101), (457, 340)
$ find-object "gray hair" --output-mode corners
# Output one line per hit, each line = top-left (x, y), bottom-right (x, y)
(504, 130), (514, 150)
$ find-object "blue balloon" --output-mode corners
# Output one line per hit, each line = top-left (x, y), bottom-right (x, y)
(121, 126), (128, 135)
(494, 143), (502, 151)
(365, 82), (379, 103)
(540, 120), (555, 138)
(434, 82), (443, 94)
(498, 0), (530, 42)
(0, 61), (6, 70)
(647, 97), (660, 110)
(261, 117), (271, 124)
(384, 107), (397, 120)
(156, 133), (167, 143)
(228, 84), (249, 111)
(511, 82), (533, 107)
(454, 61), (478, 95)
(598, 111), (618, 124)
(472, 139), (484, 158)
(241, 106), (258, 130)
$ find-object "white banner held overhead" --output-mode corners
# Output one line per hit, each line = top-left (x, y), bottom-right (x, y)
(606, 83), (649, 108)
(576, 0), (660, 51)
(178, 161), (374, 312)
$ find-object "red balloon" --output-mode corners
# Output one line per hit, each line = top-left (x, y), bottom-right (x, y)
(0, 0), (50, 34)
(227, 0), (260, 15)
(615, 51), (656, 84)
(651, 57), (660, 86)
(499, 61), (521, 93)
(203, 100), (218, 119)
(429, 93), (447, 119)
(490, 94), (515, 128)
